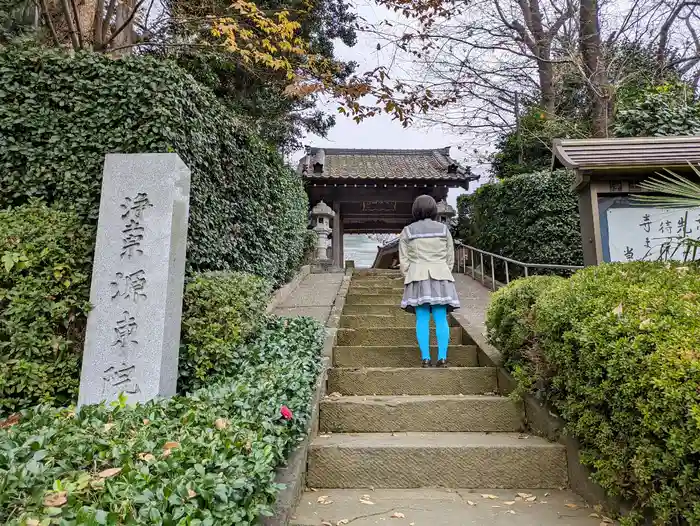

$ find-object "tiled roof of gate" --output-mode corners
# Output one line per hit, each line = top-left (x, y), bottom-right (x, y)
(298, 147), (475, 182)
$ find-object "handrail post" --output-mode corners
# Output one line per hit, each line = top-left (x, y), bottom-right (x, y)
(524, 265), (529, 278)
(471, 248), (475, 278)
(505, 261), (510, 285)
(490, 255), (496, 291)
(480, 253), (485, 285)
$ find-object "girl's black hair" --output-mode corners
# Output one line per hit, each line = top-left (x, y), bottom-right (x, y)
(412, 194), (438, 221)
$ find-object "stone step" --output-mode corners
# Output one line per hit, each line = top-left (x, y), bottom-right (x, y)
(291, 489), (596, 526)
(347, 286), (404, 295)
(327, 367), (496, 395)
(339, 314), (459, 329)
(320, 395), (523, 433)
(333, 345), (478, 367)
(350, 277), (404, 286)
(337, 327), (462, 346)
(353, 270), (402, 277)
(342, 304), (413, 316)
(345, 294), (401, 305)
(306, 432), (568, 489)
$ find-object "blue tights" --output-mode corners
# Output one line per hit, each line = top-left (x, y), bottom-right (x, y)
(415, 304), (449, 361)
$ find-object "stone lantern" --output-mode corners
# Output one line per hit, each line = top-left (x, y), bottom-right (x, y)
(311, 200), (335, 261)
(436, 199), (456, 224)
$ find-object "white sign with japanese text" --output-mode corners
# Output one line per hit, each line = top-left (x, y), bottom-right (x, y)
(606, 205), (700, 262)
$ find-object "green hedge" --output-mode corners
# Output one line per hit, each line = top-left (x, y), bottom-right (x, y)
(457, 169), (583, 270)
(179, 272), (272, 393)
(0, 315), (324, 525)
(0, 45), (308, 285)
(0, 202), (94, 414)
(487, 263), (700, 524)
(486, 276), (563, 370)
(0, 202), (275, 413)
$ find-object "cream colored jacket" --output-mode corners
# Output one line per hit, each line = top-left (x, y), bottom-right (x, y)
(398, 219), (455, 284)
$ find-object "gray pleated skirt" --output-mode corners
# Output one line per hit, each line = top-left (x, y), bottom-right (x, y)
(401, 278), (461, 314)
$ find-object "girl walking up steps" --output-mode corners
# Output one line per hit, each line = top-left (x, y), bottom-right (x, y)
(398, 195), (461, 367)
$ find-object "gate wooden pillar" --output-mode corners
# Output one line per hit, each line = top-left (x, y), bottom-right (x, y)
(332, 201), (343, 267)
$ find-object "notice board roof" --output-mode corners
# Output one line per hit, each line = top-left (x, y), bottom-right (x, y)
(552, 136), (700, 172)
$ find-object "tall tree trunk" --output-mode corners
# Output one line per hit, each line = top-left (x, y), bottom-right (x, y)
(579, 0), (609, 137)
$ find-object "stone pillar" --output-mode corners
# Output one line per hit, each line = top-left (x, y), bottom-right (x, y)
(78, 154), (191, 408)
(311, 200), (334, 262)
(332, 201), (342, 267)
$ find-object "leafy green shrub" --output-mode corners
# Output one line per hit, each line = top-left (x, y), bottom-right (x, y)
(0, 202), (93, 415)
(614, 82), (700, 138)
(486, 276), (563, 367)
(0, 315), (324, 525)
(303, 229), (318, 263)
(491, 263), (700, 524)
(0, 45), (308, 285)
(456, 169), (583, 270)
(179, 272), (271, 393)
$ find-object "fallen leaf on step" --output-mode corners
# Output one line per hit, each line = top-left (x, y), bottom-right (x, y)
(467, 500), (476, 506)
(601, 518), (614, 524)
(507, 510), (516, 514)
(391, 512), (405, 518)
(319, 434), (332, 438)
(309, 487), (318, 492)
(504, 501), (515, 505)
(565, 503), (579, 509)
(492, 505), (501, 508)
(321, 522), (333, 526)
(589, 513), (600, 519)
(544, 492), (551, 497)
(337, 520), (349, 525)
(517, 493), (532, 499)
(526, 496), (537, 502)
(360, 498), (375, 505)
(481, 494), (499, 500)
(317, 495), (333, 505)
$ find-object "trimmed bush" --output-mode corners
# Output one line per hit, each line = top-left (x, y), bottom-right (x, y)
(179, 272), (272, 393)
(486, 275), (562, 368)
(457, 169), (583, 270)
(488, 263), (700, 524)
(0, 202), (93, 414)
(0, 315), (324, 525)
(0, 45), (308, 285)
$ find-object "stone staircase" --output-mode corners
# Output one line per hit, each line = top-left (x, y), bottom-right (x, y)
(300, 269), (568, 494)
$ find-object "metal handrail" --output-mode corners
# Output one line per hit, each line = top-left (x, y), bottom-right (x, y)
(454, 242), (584, 291)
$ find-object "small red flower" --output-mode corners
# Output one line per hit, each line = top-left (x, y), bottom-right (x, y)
(280, 405), (293, 421)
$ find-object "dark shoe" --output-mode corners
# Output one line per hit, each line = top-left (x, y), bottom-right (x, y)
(421, 359), (433, 368)
(436, 359), (448, 368)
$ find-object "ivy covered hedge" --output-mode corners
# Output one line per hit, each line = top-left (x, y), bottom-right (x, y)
(0, 45), (308, 285)
(487, 263), (700, 524)
(457, 169), (583, 270)
(0, 315), (324, 525)
(0, 201), (278, 413)
(0, 202), (94, 414)
(179, 272), (272, 394)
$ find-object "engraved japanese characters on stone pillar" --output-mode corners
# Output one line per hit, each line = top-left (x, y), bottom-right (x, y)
(78, 154), (191, 408)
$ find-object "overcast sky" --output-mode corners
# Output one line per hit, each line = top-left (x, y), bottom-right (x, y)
(294, 1), (488, 208)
